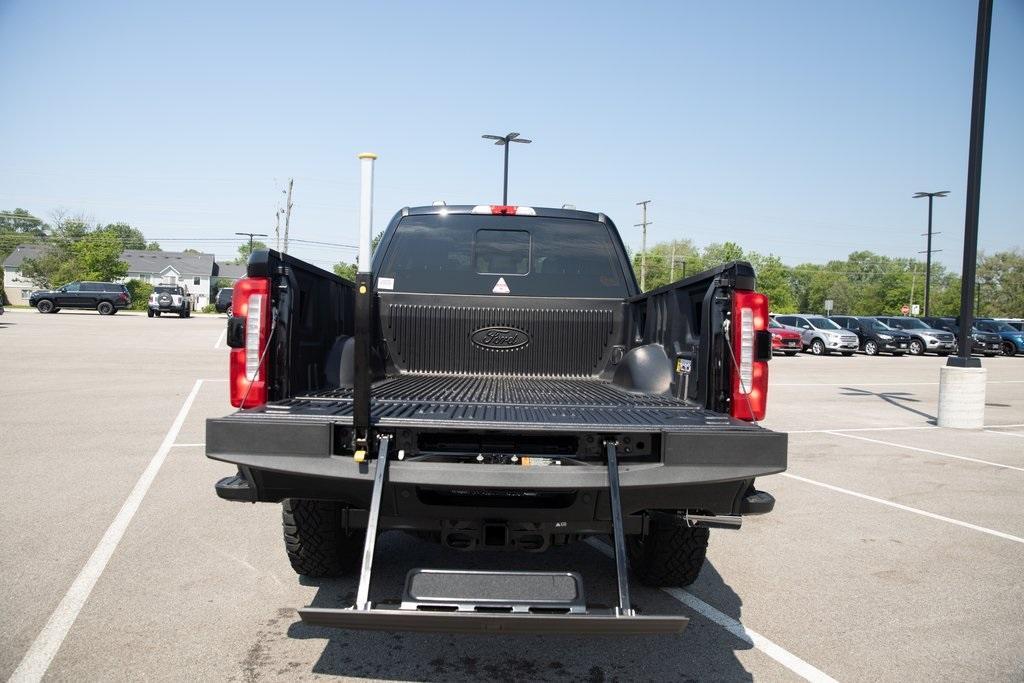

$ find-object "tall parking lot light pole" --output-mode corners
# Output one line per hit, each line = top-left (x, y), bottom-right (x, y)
(481, 132), (532, 205)
(912, 191), (949, 317)
(937, 0), (992, 430)
(236, 231), (268, 254)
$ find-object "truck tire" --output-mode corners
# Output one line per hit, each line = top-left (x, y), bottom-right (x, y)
(282, 499), (365, 578)
(627, 517), (709, 587)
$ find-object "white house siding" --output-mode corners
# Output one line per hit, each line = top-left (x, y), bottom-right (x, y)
(3, 266), (33, 305)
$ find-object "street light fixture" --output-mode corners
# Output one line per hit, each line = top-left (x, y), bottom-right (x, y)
(912, 191), (949, 317)
(236, 231), (268, 253)
(481, 132), (532, 205)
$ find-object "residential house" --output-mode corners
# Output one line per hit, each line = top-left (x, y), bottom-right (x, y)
(3, 245), (223, 307)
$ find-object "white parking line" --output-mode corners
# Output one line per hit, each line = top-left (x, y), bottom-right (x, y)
(984, 429), (1024, 439)
(213, 328), (226, 350)
(784, 422), (1024, 435)
(782, 473), (1024, 544)
(825, 431), (1024, 472)
(773, 380), (1024, 387)
(9, 379), (205, 683)
(584, 538), (837, 683)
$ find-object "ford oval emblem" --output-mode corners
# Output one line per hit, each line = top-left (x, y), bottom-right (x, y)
(470, 326), (530, 351)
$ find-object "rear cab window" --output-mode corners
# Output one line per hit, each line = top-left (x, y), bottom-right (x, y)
(376, 214), (629, 297)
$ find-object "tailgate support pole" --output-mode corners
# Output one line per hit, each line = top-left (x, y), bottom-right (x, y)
(604, 441), (634, 616)
(355, 435), (391, 610)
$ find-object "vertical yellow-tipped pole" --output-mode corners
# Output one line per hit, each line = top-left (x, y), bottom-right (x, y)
(353, 152), (378, 457)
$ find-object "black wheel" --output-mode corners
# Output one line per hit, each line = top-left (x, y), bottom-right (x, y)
(627, 516), (709, 587)
(155, 311), (161, 317)
(1002, 342), (1016, 357)
(810, 338), (827, 355)
(864, 340), (878, 356)
(36, 299), (54, 314)
(784, 351), (798, 356)
(96, 301), (114, 315)
(179, 308), (186, 318)
(908, 339), (925, 356)
(147, 309), (154, 318)
(282, 499), (365, 578)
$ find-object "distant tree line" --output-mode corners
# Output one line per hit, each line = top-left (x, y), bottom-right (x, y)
(633, 239), (1024, 318)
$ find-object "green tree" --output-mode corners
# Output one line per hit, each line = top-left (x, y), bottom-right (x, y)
(233, 240), (268, 264)
(333, 262), (357, 280)
(21, 215), (127, 287)
(124, 279), (154, 310)
(746, 251), (797, 312)
(97, 222), (146, 250)
(146, 241), (161, 251)
(977, 249), (1024, 318)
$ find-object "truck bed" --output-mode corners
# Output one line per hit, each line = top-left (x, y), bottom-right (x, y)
(239, 374), (745, 432)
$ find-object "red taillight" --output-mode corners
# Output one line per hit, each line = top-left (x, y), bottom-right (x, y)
(731, 290), (769, 421)
(230, 276), (271, 408)
(491, 205), (517, 215)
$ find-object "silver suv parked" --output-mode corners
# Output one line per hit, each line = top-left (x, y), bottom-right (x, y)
(773, 314), (860, 356)
(873, 316), (954, 356)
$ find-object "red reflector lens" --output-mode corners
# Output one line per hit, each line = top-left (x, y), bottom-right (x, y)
(730, 290), (769, 421)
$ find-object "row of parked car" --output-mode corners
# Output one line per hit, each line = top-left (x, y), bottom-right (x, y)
(23, 280), (235, 317)
(769, 314), (1024, 357)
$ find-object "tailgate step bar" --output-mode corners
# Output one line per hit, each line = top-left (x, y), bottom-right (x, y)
(297, 437), (687, 634)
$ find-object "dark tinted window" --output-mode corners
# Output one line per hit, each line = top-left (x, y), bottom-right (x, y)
(377, 214), (628, 297)
(154, 286), (183, 295)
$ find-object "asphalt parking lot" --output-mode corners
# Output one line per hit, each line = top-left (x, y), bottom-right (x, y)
(1, 308), (1022, 682)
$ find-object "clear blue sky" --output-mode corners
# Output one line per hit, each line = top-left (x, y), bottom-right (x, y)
(1, 0), (1021, 272)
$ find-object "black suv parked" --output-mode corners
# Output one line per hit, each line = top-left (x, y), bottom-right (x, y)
(214, 287), (233, 313)
(921, 317), (1001, 357)
(830, 315), (911, 356)
(29, 281), (130, 315)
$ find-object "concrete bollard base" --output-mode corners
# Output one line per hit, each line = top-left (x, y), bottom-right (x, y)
(936, 366), (987, 429)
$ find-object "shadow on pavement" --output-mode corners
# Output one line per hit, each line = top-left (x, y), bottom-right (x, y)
(839, 386), (937, 422)
(287, 532), (753, 681)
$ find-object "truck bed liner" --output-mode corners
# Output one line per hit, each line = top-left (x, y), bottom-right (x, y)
(246, 374), (744, 432)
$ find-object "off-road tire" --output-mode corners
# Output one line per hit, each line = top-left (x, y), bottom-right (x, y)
(282, 499), (365, 578)
(36, 299), (54, 314)
(97, 301), (114, 315)
(627, 517), (709, 587)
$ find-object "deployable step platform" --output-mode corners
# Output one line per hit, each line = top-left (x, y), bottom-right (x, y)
(297, 436), (688, 635)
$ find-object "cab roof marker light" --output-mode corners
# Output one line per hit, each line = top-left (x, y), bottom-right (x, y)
(471, 205), (536, 216)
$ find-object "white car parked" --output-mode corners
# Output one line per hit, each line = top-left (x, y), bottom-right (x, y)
(773, 314), (860, 355)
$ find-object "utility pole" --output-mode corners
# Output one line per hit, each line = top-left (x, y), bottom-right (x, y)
(909, 260), (918, 314)
(635, 200), (651, 290)
(670, 241), (676, 281)
(282, 178), (294, 254)
(913, 190), (949, 316)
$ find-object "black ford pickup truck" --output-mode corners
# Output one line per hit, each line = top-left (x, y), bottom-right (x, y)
(207, 204), (787, 634)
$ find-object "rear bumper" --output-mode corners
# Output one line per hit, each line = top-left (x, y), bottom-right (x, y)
(206, 418), (787, 519)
